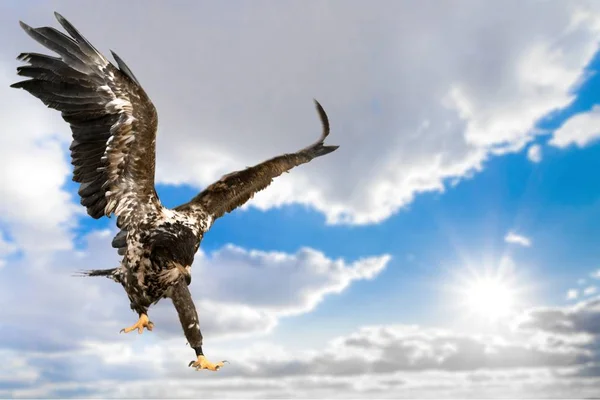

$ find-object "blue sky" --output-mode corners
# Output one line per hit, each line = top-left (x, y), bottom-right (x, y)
(3, 1), (600, 398)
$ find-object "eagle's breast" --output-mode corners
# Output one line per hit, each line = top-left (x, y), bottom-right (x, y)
(121, 207), (208, 310)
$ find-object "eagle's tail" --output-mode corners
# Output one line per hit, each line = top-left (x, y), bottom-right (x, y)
(74, 268), (121, 283)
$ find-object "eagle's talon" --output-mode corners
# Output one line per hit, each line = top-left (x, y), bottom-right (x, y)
(188, 355), (227, 371)
(120, 314), (153, 334)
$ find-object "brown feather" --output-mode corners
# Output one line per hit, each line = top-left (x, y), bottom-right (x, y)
(175, 100), (338, 220)
(11, 13), (161, 229)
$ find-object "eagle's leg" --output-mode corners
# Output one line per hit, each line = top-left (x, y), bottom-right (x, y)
(171, 279), (227, 371)
(189, 346), (228, 371)
(120, 313), (154, 334)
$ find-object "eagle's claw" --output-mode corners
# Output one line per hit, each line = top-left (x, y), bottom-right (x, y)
(188, 355), (228, 371)
(120, 313), (154, 334)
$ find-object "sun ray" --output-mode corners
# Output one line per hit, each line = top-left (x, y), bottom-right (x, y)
(462, 273), (516, 321)
(442, 254), (533, 329)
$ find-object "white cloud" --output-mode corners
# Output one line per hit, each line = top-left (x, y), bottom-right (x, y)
(131, 1), (600, 225)
(0, 226), (391, 396)
(591, 270), (600, 279)
(583, 286), (598, 296)
(527, 144), (543, 163)
(195, 244), (389, 314)
(2, 1), (600, 227)
(6, 371), (599, 400)
(135, 244), (390, 338)
(0, 229), (390, 347)
(5, 304), (600, 399)
(0, 350), (39, 385)
(517, 295), (600, 336)
(0, 66), (78, 255)
(550, 105), (600, 148)
(567, 289), (579, 300)
(505, 231), (532, 247)
(3, 250), (600, 398)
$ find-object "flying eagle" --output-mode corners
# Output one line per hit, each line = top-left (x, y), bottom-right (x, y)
(11, 13), (338, 371)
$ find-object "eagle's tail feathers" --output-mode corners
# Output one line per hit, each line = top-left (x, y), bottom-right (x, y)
(74, 268), (121, 283)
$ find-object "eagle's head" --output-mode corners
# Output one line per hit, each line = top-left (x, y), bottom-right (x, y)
(150, 223), (199, 285)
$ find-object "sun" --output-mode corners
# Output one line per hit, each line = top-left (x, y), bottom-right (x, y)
(446, 256), (527, 324)
(462, 275), (516, 321)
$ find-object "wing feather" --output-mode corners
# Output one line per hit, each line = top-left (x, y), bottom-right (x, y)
(174, 100), (338, 221)
(11, 13), (160, 230)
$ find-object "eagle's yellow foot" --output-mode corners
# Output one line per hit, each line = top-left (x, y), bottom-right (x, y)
(188, 355), (228, 371)
(120, 313), (154, 334)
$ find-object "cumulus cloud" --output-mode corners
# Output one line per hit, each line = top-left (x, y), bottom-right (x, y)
(504, 231), (532, 247)
(584, 286), (598, 296)
(4, 307), (600, 398)
(0, 225), (390, 396)
(0, 350), (39, 386)
(6, 370), (600, 399)
(130, 244), (390, 339)
(3, 265), (600, 398)
(0, 66), (78, 255)
(550, 105), (600, 148)
(517, 295), (600, 336)
(527, 144), (543, 163)
(567, 289), (579, 300)
(230, 325), (589, 378)
(2, 1), (599, 227)
(0, 229), (390, 349)
(195, 245), (388, 314)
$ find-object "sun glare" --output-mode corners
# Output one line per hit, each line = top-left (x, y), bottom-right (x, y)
(447, 256), (529, 324)
(463, 275), (515, 321)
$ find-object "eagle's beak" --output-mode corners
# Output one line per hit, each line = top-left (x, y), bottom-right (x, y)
(175, 263), (192, 285)
(185, 268), (192, 285)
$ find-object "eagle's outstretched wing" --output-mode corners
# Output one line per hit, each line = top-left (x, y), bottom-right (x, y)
(174, 100), (338, 222)
(11, 13), (160, 230)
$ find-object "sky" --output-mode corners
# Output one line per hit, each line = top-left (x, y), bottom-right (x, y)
(2, 0), (600, 398)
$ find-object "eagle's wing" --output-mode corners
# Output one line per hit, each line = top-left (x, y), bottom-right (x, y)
(11, 13), (160, 230)
(174, 100), (338, 222)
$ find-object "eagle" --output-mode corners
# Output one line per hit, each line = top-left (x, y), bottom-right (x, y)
(11, 13), (338, 371)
